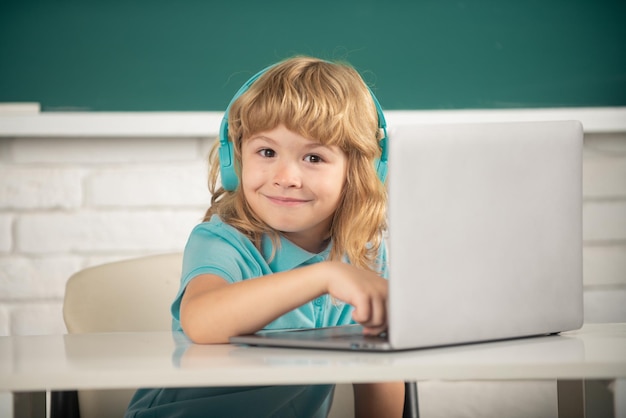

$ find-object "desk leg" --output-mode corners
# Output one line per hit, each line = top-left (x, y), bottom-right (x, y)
(616, 379), (625, 418)
(403, 381), (419, 418)
(13, 392), (46, 418)
(50, 390), (80, 418)
(557, 379), (615, 418)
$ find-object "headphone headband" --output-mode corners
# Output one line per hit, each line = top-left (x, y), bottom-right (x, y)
(218, 62), (388, 191)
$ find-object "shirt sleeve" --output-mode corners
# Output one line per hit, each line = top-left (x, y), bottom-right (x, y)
(170, 222), (264, 330)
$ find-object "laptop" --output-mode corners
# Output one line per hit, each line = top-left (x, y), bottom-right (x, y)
(230, 120), (584, 351)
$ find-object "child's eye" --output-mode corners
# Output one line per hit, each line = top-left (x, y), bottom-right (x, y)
(304, 154), (324, 163)
(258, 149), (276, 158)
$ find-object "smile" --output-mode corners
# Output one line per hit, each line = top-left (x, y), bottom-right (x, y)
(265, 195), (310, 207)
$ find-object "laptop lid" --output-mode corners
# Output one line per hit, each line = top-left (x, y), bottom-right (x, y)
(230, 120), (584, 351)
(387, 120), (583, 349)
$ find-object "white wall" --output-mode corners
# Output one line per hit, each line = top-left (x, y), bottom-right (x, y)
(0, 135), (213, 335)
(1, 109), (625, 336)
(581, 131), (626, 322)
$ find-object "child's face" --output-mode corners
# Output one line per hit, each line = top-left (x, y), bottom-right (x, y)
(240, 124), (347, 252)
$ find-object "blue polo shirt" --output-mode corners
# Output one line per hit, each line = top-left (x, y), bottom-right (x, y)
(126, 215), (388, 418)
(170, 215), (368, 332)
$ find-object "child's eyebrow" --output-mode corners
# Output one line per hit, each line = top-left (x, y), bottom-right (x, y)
(304, 143), (336, 153)
(247, 135), (328, 149)
(246, 135), (276, 145)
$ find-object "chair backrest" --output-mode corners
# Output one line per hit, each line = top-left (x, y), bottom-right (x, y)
(64, 253), (182, 334)
(62, 253), (182, 418)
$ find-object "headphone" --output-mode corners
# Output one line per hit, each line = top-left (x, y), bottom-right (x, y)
(218, 64), (388, 191)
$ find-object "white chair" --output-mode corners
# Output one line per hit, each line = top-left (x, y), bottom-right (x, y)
(61, 253), (182, 418)
(61, 252), (356, 418)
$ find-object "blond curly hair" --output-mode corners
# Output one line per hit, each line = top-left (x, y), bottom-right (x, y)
(205, 56), (387, 272)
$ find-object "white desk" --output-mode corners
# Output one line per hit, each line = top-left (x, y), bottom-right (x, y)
(1, 323), (625, 417)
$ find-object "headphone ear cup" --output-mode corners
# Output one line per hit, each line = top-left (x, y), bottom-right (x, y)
(374, 157), (388, 184)
(219, 140), (239, 191)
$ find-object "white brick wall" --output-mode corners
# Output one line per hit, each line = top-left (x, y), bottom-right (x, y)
(0, 128), (625, 337)
(0, 167), (85, 209)
(581, 132), (626, 323)
(0, 214), (11, 253)
(0, 136), (212, 336)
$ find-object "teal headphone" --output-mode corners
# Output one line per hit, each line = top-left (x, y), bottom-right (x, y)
(218, 64), (388, 191)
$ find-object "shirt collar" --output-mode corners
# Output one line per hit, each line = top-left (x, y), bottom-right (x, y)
(262, 234), (332, 272)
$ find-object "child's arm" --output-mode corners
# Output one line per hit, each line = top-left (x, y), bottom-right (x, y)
(353, 382), (405, 418)
(180, 261), (388, 344)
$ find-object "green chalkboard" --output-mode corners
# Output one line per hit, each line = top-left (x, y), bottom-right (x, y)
(1, 0), (624, 111)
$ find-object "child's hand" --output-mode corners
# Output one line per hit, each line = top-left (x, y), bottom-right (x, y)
(324, 261), (389, 336)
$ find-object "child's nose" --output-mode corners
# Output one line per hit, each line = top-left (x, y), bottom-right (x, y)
(273, 160), (302, 188)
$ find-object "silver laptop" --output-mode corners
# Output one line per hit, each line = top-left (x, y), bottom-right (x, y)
(230, 120), (584, 351)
